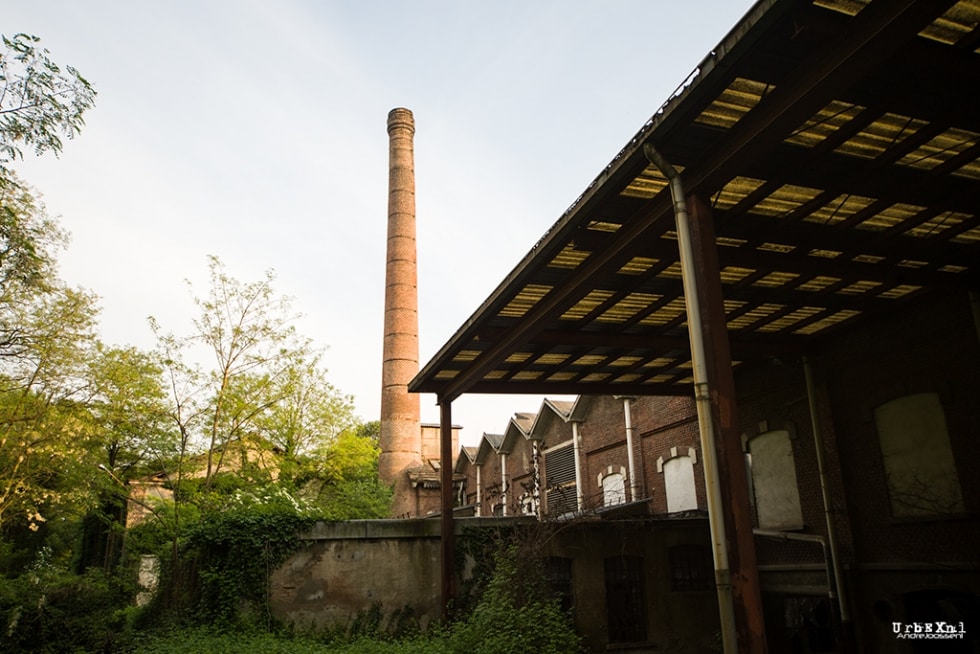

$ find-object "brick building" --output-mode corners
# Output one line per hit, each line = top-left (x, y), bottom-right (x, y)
(413, 1), (980, 651)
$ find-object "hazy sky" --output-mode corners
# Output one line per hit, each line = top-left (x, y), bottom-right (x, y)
(6, 1), (756, 445)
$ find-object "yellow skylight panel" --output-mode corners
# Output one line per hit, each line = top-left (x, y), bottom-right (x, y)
(498, 284), (551, 318)
(560, 289), (615, 321)
(805, 193), (876, 225)
(785, 100), (865, 148)
(695, 78), (774, 128)
(835, 113), (930, 160)
(712, 176), (766, 210)
(548, 244), (591, 269)
(751, 184), (823, 217)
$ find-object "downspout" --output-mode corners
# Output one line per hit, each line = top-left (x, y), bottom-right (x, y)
(644, 143), (738, 654)
(803, 357), (851, 629)
(622, 397), (640, 501)
(572, 421), (585, 512)
(501, 453), (508, 517)
(475, 464), (482, 517)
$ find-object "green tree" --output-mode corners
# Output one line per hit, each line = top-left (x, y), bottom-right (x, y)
(0, 33), (96, 180)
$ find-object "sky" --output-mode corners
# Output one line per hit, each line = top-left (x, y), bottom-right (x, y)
(6, 1), (757, 445)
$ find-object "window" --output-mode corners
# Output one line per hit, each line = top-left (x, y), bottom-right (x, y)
(545, 444), (577, 516)
(669, 544), (713, 591)
(545, 556), (574, 613)
(601, 470), (626, 506)
(604, 555), (647, 643)
(657, 447), (699, 513)
(875, 393), (964, 518)
(747, 429), (804, 530)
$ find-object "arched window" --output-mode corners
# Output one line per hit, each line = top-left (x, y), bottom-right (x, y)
(657, 447), (698, 513)
(875, 393), (963, 518)
(747, 429), (803, 530)
(599, 467), (626, 506)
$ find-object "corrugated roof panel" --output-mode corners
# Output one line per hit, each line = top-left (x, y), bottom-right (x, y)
(712, 176), (767, 210)
(896, 259), (929, 268)
(505, 352), (533, 364)
(694, 78), (774, 128)
(512, 371), (543, 381)
(804, 194), (876, 225)
(572, 354), (607, 367)
(452, 350), (481, 362)
(808, 248), (843, 259)
(535, 353), (570, 365)
(794, 309), (862, 335)
(834, 113), (931, 160)
(857, 203), (926, 232)
(758, 242), (797, 254)
(587, 220), (622, 232)
(785, 100), (866, 148)
(720, 266), (755, 284)
(618, 256), (659, 275)
(951, 225), (980, 244)
(597, 293), (662, 324)
(758, 306), (825, 333)
(813, 0), (868, 17)
(728, 303), (785, 330)
(640, 297), (688, 326)
(560, 289), (615, 320)
(897, 128), (980, 172)
(852, 254), (885, 264)
(919, 0), (980, 44)
(484, 370), (507, 380)
(621, 165), (670, 199)
(644, 357), (676, 368)
(546, 372), (577, 382)
(498, 284), (552, 318)
(797, 276), (841, 292)
(903, 211), (970, 238)
(751, 184), (823, 217)
(548, 244), (591, 269)
(435, 370), (459, 380)
(837, 280), (883, 295)
(878, 284), (923, 299)
(610, 356), (643, 367)
(613, 373), (643, 383)
(717, 236), (749, 248)
(753, 271), (801, 288)
(581, 372), (611, 383)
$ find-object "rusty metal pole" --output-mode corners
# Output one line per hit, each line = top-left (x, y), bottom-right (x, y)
(686, 192), (768, 653)
(439, 399), (455, 620)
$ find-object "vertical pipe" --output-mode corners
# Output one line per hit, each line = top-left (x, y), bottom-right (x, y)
(572, 421), (585, 512)
(644, 144), (739, 654)
(803, 357), (851, 629)
(622, 397), (640, 501)
(380, 108), (422, 518)
(501, 453), (508, 516)
(475, 464), (482, 517)
(439, 399), (455, 620)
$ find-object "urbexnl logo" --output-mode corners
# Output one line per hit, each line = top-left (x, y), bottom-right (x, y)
(893, 621), (966, 640)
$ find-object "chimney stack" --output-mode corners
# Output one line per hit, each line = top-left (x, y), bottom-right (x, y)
(379, 108), (422, 517)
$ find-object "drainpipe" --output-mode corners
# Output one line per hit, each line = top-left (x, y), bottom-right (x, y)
(572, 421), (585, 512)
(621, 397), (640, 501)
(475, 464), (482, 517)
(803, 357), (851, 629)
(644, 143), (738, 654)
(501, 453), (508, 517)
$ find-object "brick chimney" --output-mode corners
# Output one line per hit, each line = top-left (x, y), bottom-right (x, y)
(379, 108), (422, 517)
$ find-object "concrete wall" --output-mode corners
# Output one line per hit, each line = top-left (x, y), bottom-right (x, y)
(269, 516), (720, 653)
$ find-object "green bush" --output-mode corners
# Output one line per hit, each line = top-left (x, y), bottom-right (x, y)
(0, 550), (137, 653)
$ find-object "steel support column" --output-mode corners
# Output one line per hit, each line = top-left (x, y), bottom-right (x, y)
(439, 399), (455, 621)
(687, 192), (767, 653)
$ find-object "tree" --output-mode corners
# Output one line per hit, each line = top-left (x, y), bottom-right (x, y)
(1, 33), (96, 182)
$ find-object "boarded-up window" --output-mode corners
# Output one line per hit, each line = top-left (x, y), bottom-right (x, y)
(748, 430), (804, 530)
(875, 393), (963, 518)
(545, 444), (577, 516)
(602, 472), (626, 506)
(664, 455), (697, 512)
(604, 556), (647, 643)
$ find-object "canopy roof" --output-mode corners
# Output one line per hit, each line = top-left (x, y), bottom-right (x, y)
(410, 0), (980, 402)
